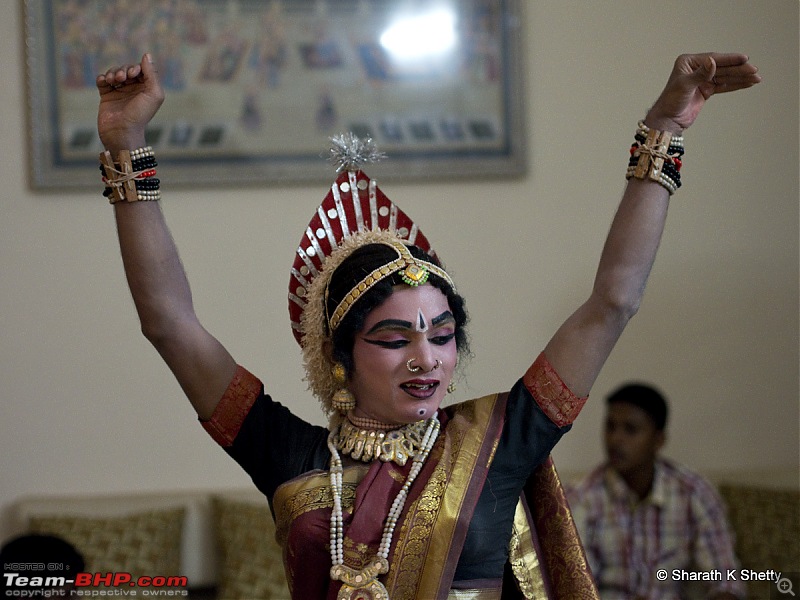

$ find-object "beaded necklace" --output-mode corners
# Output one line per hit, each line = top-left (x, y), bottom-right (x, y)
(326, 415), (440, 599)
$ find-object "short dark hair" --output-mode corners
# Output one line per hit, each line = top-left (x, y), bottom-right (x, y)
(606, 383), (669, 430)
(326, 243), (469, 375)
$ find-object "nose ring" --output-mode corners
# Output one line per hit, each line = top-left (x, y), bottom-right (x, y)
(433, 359), (442, 370)
(407, 359), (422, 373)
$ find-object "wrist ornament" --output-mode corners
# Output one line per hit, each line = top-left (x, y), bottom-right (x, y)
(99, 146), (160, 204)
(626, 120), (684, 195)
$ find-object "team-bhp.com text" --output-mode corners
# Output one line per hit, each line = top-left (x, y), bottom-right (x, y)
(4, 572), (188, 597)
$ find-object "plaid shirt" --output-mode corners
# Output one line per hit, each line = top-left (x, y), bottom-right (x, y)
(566, 459), (745, 600)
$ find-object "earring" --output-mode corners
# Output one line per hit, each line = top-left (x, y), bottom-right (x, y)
(447, 359), (458, 394)
(331, 363), (356, 413)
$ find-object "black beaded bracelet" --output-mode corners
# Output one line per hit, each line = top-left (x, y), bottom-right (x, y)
(131, 156), (158, 169)
(135, 178), (160, 190)
(99, 146), (161, 203)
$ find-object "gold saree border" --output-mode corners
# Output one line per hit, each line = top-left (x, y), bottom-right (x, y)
(386, 393), (504, 600)
(446, 589), (502, 600)
(526, 458), (599, 599)
(272, 465), (368, 546)
(509, 498), (547, 600)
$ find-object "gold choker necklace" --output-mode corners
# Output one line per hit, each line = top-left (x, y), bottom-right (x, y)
(336, 418), (431, 466)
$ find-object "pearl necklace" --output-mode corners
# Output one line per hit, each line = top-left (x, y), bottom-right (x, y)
(327, 415), (440, 600)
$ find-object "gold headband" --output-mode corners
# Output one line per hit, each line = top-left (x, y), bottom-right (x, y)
(324, 239), (455, 333)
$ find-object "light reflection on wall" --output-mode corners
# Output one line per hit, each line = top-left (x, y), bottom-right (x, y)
(378, 7), (457, 64)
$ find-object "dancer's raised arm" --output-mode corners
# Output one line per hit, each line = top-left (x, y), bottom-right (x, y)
(543, 53), (761, 397)
(97, 53), (236, 419)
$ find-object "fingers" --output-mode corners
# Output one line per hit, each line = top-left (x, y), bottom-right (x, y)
(709, 53), (760, 77)
(141, 53), (154, 79)
(707, 52), (752, 68)
(674, 52), (761, 97)
(697, 55), (716, 84)
(711, 61), (762, 92)
(648, 52), (760, 132)
(96, 53), (165, 104)
(140, 52), (165, 97)
(95, 62), (143, 92)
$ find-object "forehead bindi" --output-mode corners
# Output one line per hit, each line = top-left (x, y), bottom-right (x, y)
(416, 309), (428, 332)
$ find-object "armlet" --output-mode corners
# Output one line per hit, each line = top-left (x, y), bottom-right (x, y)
(523, 353), (587, 427)
(200, 365), (262, 447)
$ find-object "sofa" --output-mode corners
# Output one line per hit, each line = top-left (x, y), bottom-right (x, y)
(5, 470), (798, 600)
(7, 488), (289, 599)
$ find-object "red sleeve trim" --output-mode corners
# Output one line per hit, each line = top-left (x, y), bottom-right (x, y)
(523, 353), (588, 427)
(200, 365), (262, 447)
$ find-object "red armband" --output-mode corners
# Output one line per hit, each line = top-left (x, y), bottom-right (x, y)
(523, 353), (588, 427)
(201, 365), (261, 447)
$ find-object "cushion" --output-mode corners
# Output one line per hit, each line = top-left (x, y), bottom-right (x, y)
(29, 508), (185, 583)
(211, 496), (290, 600)
(718, 484), (800, 599)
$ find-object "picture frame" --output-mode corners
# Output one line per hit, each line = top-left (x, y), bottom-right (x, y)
(24, 0), (526, 189)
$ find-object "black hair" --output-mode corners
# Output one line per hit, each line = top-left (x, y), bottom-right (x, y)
(606, 383), (669, 431)
(326, 243), (469, 375)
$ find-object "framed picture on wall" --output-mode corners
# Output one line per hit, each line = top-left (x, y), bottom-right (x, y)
(24, 0), (525, 189)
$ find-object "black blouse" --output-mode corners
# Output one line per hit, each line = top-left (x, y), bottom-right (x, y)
(221, 377), (569, 580)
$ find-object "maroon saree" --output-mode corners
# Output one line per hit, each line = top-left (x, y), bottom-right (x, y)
(272, 392), (597, 599)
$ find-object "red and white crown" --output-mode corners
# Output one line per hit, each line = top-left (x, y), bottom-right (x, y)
(288, 133), (439, 346)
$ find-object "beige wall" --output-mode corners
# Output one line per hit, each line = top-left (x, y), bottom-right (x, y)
(2, 1), (798, 540)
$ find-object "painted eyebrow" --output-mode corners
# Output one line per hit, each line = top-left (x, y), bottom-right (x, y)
(431, 311), (455, 326)
(365, 311), (455, 335)
(365, 319), (413, 334)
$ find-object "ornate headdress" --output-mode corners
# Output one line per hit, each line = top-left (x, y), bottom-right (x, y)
(288, 133), (454, 412)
